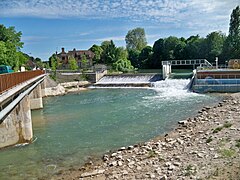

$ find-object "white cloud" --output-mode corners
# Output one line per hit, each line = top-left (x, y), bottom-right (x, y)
(0, 0), (239, 35)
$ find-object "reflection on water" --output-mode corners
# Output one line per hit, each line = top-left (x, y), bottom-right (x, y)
(0, 88), (220, 179)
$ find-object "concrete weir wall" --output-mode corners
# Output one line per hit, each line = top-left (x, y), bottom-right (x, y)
(0, 77), (45, 149)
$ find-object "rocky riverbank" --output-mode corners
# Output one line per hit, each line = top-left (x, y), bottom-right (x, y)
(55, 93), (240, 180)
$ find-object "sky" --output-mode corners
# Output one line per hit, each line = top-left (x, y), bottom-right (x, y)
(0, 0), (239, 61)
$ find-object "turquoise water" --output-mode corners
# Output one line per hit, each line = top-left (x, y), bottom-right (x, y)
(0, 86), (220, 179)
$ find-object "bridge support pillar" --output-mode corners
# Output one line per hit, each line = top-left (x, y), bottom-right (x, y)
(29, 84), (43, 110)
(0, 95), (33, 148)
(41, 77), (47, 97)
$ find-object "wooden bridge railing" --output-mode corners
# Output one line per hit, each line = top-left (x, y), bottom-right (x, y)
(0, 70), (45, 94)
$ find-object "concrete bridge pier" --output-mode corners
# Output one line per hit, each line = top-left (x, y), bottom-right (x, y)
(29, 84), (43, 110)
(0, 95), (33, 148)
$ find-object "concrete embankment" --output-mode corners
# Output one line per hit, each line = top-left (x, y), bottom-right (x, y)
(55, 93), (240, 180)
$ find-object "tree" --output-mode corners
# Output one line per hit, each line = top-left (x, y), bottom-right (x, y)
(128, 49), (140, 68)
(113, 58), (134, 72)
(89, 44), (103, 64)
(183, 35), (205, 59)
(152, 38), (165, 68)
(0, 24), (24, 70)
(222, 6), (240, 59)
(138, 46), (153, 68)
(49, 54), (58, 71)
(125, 27), (147, 51)
(203, 31), (226, 63)
(69, 57), (78, 70)
(101, 40), (117, 64)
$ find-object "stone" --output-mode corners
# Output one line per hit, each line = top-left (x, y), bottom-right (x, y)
(160, 175), (168, 180)
(117, 160), (123, 166)
(111, 152), (117, 157)
(109, 161), (117, 167)
(80, 169), (105, 178)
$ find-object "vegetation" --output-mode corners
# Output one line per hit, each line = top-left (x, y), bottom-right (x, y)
(220, 148), (236, 158)
(0, 24), (27, 71)
(213, 122), (232, 133)
(206, 136), (213, 143)
(69, 57), (78, 70)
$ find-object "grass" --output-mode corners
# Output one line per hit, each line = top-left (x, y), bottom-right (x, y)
(213, 127), (224, 133)
(206, 136), (213, 143)
(236, 139), (240, 148)
(184, 164), (196, 176)
(213, 122), (233, 133)
(220, 148), (235, 158)
(148, 150), (157, 158)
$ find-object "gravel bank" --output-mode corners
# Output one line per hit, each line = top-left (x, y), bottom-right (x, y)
(55, 93), (240, 180)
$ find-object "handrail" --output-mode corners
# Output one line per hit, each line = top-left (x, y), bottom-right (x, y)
(0, 70), (45, 94)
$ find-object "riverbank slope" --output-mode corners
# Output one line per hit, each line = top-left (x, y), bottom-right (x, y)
(55, 93), (240, 180)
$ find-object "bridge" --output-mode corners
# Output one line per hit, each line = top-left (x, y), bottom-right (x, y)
(0, 70), (46, 148)
(162, 59), (212, 79)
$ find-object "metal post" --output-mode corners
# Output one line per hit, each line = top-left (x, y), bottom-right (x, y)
(215, 57), (218, 69)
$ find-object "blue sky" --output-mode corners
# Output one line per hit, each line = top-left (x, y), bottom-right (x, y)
(0, 0), (239, 61)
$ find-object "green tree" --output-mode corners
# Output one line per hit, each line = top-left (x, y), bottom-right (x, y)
(183, 35), (205, 59)
(222, 6), (240, 59)
(125, 27), (147, 51)
(113, 58), (134, 72)
(89, 44), (103, 64)
(152, 38), (165, 68)
(128, 49), (140, 68)
(49, 54), (58, 71)
(101, 40), (117, 64)
(203, 31), (226, 63)
(69, 57), (78, 70)
(138, 46), (153, 68)
(0, 24), (24, 70)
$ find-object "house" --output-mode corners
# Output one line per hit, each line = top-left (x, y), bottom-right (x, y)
(57, 47), (94, 69)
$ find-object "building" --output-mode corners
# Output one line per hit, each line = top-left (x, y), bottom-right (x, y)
(57, 47), (94, 69)
(228, 59), (240, 69)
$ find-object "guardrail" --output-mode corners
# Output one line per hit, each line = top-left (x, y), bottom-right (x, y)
(0, 70), (45, 94)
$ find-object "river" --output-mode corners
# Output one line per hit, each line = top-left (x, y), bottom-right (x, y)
(0, 79), (221, 179)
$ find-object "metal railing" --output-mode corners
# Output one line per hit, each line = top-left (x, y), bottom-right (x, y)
(0, 70), (45, 94)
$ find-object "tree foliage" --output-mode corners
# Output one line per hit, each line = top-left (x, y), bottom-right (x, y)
(222, 6), (240, 59)
(89, 44), (103, 64)
(0, 24), (25, 70)
(69, 57), (78, 70)
(125, 27), (147, 51)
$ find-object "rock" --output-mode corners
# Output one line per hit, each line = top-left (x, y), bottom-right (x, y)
(178, 120), (188, 125)
(173, 162), (181, 166)
(128, 145), (134, 150)
(197, 153), (204, 158)
(136, 166), (142, 171)
(111, 153), (117, 157)
(117, 161), (123, 166)
(168, 165), (175, 170)
(160, 175), (168, 180)
(119, 147), (126, 151)
(80, 169), (105, 178)
(122, 170), (128, 175)
(109, 161), (117, 167)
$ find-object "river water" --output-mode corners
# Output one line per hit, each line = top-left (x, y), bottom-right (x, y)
(0, 79), (221, 179)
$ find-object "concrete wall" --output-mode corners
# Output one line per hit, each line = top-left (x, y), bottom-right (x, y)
(0, 95), (32, 148)
(56, 70), (107, 83)
(29, 84), (43, 110)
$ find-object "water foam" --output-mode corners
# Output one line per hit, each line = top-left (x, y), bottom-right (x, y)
(96, 75), (156, 84)
(150, 79), (200, 100)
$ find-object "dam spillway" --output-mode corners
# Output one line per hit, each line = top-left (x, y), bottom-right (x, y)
(94, 74), (161, 87)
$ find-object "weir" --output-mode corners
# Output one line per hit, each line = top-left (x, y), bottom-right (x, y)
(94, 74), (161, 87)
